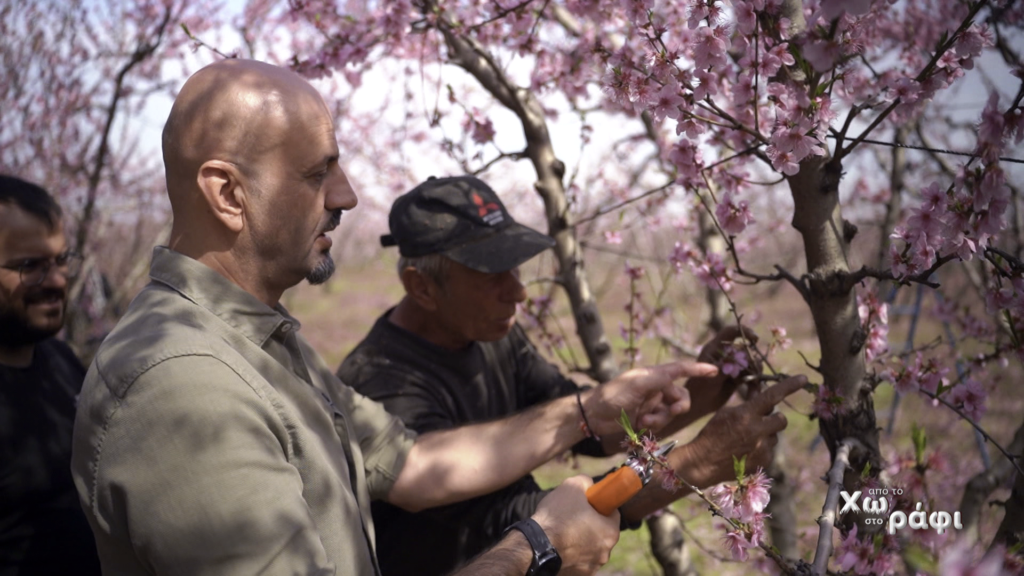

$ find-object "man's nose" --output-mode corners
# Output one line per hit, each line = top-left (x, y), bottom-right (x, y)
(501, 268), (527, 304)
(326, 166), (358, 211)
(39, 263), (69, 289)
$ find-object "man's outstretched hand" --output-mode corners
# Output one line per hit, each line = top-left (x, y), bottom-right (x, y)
(685, 374), (806, 488)
(583, 361), (718, 437)
(686, 325), (764, 422)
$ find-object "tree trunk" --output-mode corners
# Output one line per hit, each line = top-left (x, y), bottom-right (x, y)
(960, 404), (1024, 545)
(647, 512), (699, 576)
(766, 450), (799, 558)
(788, 155), (881, 516)
(435, 15), (618, 383)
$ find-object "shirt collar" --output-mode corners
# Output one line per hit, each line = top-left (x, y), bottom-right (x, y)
(147, 246), (300, 348)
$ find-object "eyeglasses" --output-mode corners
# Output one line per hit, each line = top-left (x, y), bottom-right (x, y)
(0, 251), (83, 287)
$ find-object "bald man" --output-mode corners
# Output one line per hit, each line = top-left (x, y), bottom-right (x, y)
(70, 59), (702, 576)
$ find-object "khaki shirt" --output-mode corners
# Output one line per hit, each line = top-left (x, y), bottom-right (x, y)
(72, 247), (416, 576)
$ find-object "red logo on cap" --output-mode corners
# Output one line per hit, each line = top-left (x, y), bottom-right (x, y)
(472, 192), (500, 217)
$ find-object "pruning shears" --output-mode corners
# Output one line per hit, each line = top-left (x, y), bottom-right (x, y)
(585, 440), (677, 516)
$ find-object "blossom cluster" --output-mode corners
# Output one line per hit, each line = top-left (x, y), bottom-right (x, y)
(669, 241), (734, 292)
(708, 469), (772, 562)
(889, 92), (1018, 280)
(857, 291), (889, 363)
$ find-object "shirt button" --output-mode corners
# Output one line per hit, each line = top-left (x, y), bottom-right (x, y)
(280, 323), (292, 333)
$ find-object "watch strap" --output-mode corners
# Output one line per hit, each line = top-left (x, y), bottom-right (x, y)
(503, 518), (562, 576)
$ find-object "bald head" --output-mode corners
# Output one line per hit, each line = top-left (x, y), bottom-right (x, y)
(162, 59), (325, 211)
(159, 59), (357, 306)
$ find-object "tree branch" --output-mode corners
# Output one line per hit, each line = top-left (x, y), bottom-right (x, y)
(812, 438), (862, 576)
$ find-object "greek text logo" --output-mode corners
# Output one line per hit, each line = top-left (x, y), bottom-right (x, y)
(838, 488), (963, 535)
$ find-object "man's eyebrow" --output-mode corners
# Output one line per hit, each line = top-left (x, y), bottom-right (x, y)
(307, 155), (339, 172)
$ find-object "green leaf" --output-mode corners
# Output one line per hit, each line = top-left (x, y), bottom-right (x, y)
(733, 455), (746, 481)
(860, 462), (872, 480)
(912, 423), (927, 467)
(619, 409), (638, 442)
(903, 544), (938, 573)
(180, 23), (191, 37)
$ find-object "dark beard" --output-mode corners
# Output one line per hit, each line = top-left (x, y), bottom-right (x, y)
(0, 303), (63, 348)
(306, 253), (336, 285)
(306, 209), (342, 285)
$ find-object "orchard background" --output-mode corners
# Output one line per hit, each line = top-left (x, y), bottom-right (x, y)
(2, 0), (1023, 573)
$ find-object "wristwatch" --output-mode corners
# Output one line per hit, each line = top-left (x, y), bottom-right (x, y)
(503, 518), (562, 576)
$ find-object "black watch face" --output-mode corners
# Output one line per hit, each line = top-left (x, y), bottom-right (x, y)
(536, 549), (562, 576)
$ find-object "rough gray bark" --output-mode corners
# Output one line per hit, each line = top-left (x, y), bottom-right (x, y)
(766, 451), (798, 559)
(959, 415), (1024, 544)
(433, 12), (618, 383)
(993, 464), (1024, 550)
(647, 512), (700, 576)
(788, 154), (881, 512)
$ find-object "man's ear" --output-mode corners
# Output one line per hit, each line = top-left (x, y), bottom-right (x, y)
(400, 266), (440, 312)
(196, 160), (247, 233)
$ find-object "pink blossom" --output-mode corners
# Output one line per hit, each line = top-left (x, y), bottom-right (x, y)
(709, 483), (738, 518)
(746, 511), (769, 547)
(692, 26), (729, 69)
(865, 323), (889, 362)
(770, 326), (792, 350)
(734, 1), (757, 35)
(886, 76), (921, 104)
(669, 241), (694, 274)
(889, 243), (913, 278)
(649, 82), (686, 121)
(715, 191), (756, 235)
(462, 111), (496, 144)
(737, 469), (771, 522)
(835, 526), (872, 574)
(955, 24), (992, 60)
(675, 117), (706, 139)
(949, 378), (987, 421)
(668, 140), (704, 184)
(693, 68), (718, 100)
(690, 251), (733, 291)
(978, 91), (1005, 149)
(802, 38), (841, 72)
(766, 146), (800, 175)
(908, 233), (937, 273)
(604, 230), (623, 245)
(920, 182), (947, 211)
(759, 43), (795, 77)
(624, 262), (645, 281)
(721, 529), (751, 562)
(686, 0), (708, 29)
(720, 346), (749, 378)
(906, 207), (945, 239)
(770, 124), (825, 162)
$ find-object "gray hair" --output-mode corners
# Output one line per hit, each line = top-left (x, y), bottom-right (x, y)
(397, 253), (451, 288)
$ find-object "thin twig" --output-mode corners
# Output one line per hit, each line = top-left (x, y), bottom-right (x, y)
(812, 438), (862, 576)
(918, 389), (1024, 479)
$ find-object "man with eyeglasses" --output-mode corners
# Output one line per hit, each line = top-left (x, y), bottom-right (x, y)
(0, 174), (101, 575)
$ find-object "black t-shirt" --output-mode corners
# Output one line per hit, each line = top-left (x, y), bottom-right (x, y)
(339, 311), (603, 576)
(0, 338), (101, 576)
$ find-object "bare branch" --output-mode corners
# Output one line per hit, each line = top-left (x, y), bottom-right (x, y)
(812, 438), (863, 576)
(919, 389), (1024, 479)
(838, 254), (959, 292)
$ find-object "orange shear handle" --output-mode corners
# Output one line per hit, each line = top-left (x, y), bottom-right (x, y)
(585, 466), (643, 516)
